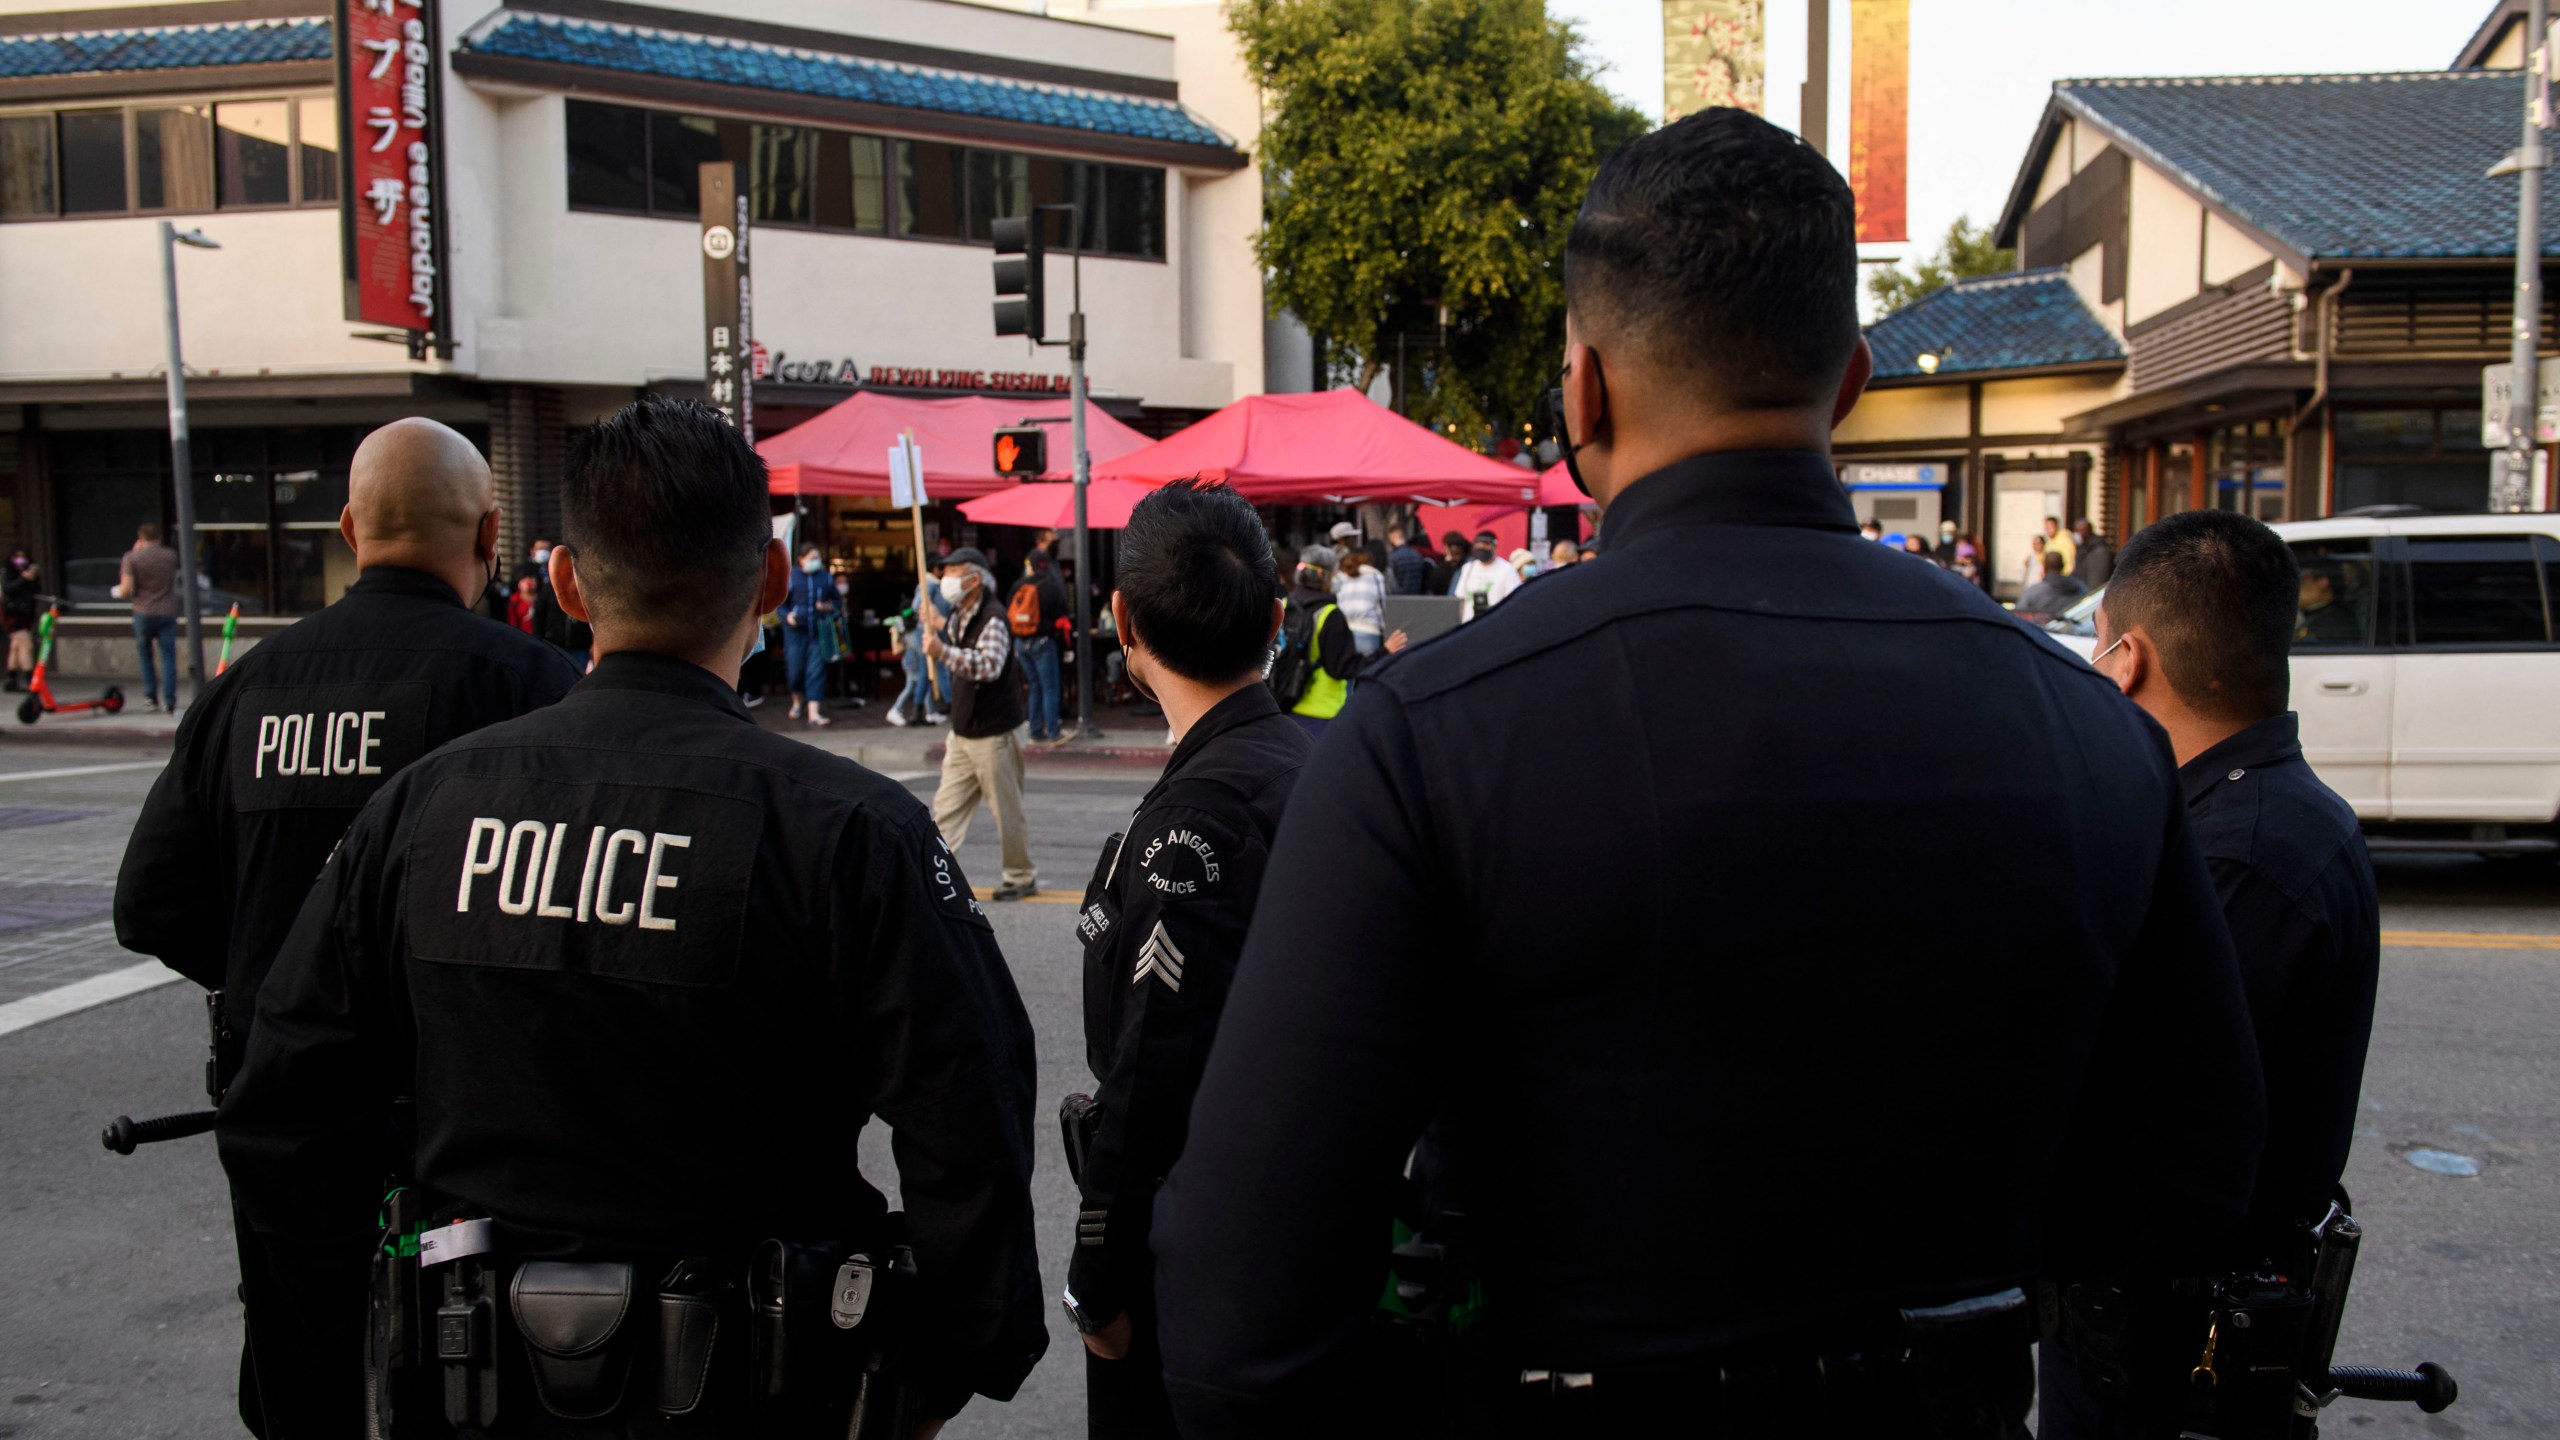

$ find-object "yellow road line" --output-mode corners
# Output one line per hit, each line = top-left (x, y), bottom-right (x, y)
(970, 887), (1080, 906)
(2382, 929), (2560, 951)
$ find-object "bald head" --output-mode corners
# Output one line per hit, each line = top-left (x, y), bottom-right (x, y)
(348, 418), (492, 551)
(339, 418), (501, 605)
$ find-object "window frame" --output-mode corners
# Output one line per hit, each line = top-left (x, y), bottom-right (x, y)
(0, 92), (338, 223)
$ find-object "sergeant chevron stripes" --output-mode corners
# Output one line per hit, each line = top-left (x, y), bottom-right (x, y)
(1132, 921), (1185, 992)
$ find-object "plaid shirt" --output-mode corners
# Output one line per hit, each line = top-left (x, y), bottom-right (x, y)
(941, 591), (1012, 681)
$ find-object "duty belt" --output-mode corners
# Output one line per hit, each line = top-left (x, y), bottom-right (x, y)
(1512, 1287), (2036, 1440)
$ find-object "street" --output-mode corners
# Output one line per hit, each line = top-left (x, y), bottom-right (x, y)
(1, 739), (2554, 1438)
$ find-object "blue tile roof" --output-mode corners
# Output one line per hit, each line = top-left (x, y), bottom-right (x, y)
(461, 11), (1233, 154)
(0, 17), (329, 79)
(1865, 267), (2125, 380)
(2059, 71), (2560, 260)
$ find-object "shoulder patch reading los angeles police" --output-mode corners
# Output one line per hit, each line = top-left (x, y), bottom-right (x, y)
(1136, 824), (1222, 899)
(229, 681), (432, 813)
(406, 773), (762, 989)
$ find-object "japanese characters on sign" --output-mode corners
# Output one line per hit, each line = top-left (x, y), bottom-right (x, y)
(700, 162), (754, 442)
(339, 0), (449, 349)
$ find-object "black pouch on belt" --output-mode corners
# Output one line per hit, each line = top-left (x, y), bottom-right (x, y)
(510, 1261), (638, 1421)
(654, 1256), (733, 1418)
(749, 1239), (848, 1414)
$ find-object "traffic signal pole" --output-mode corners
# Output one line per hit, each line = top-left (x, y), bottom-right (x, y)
(992, 205), (1099, 738)
(1069, 288), (1097, 739)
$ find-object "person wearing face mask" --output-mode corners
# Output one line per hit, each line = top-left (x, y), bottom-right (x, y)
(112, 417), (581, 1438)
(1060, 479), (1312, 1440)
(217, 398), (1048, 1440)
(924, 545), (1038, 900)
(1450, 529), (1522, 620)
(3, 546), (37, 691)
(781, 542), (839, 726)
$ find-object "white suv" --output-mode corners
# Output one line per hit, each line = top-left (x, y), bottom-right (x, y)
(2047, 509), (2560, 855)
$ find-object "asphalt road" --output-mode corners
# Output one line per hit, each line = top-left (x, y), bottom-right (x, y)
(1, 742), (2553, 1438)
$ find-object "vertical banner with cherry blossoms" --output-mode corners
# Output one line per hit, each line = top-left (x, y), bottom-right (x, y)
(1663, 0), (1765, 123)
(1848, 0), (1909, 243)
(337, 0), (451, 354)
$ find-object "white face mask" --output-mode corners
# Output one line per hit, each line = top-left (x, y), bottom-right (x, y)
(801, 557), (824, 574)
(939, 574), (969, 605)
(532, 548), (552, 565)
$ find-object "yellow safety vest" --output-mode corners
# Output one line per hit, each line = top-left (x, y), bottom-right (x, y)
(1289, 603), (1348, 720)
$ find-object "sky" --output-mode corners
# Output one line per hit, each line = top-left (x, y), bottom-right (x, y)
(1550, 0), (2497, 272)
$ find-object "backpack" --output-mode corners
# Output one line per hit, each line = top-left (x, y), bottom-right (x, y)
(1007, 580), (1042, 637)
(1267, 597), (1330, 706)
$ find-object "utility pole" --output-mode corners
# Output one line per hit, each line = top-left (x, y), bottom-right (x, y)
(2499, 0), (2550, 513)
(1067, 251), (1098, 740)
(159, 222), (219, 702)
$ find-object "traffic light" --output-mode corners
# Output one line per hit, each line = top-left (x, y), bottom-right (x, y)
(992, 215), (1044, 342)
(994, 425), (1048, 477)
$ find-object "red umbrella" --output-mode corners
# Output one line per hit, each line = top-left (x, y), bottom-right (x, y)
(1093, 389), (1540, 505)
(957, 478), (1161, 530)
(760, 392), (1154, 498)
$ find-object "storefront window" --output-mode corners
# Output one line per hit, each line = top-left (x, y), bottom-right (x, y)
(297, 98), (337, 203)
(899, 140), (965, 238)
(2334, 407), (2492, 513)
(965, 150), (1029, 241)
(567, 100), (648, 213)
(0, 115), (55, 219)
(2210, 418), (2286, 520)
(747, 123), (813, 226)
(815, 131), (885, 232)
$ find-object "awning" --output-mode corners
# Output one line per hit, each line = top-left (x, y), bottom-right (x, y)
(760, 392), (1155, 500)
(958, 478), (1159, 530)
(1091, 389), (1542, 506)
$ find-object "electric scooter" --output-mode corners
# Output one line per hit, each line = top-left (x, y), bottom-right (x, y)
(15, 601), (124, 725)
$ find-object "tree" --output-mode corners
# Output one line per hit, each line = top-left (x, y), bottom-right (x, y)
(1232, 0), (1646, 437)
(1866, 216), (2016, 316)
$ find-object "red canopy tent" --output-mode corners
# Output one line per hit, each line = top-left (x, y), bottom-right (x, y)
(759, 392), (1155, 499)
(957, 477), (1159, 530)
(1091, 389), (1541, 506)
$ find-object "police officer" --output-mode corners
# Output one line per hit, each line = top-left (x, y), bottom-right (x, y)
(217, 398), (1046, 1436)
(114, 415), (578, 1437)
(1151, 108), (2266, 1437)
(1060, 480), (1312, 1439)
(2049, 509), (2381, 1437)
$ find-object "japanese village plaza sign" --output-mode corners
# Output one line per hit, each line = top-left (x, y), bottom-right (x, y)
(338, 0), (452, 356)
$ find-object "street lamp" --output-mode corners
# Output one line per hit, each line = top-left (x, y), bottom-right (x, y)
(159, 222), (218, 703)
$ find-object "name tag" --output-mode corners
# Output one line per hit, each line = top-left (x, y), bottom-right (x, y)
(229, 682), (432, 812)
(407, 774), (760, 989)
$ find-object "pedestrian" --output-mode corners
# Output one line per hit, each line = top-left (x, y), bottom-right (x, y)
(507, 572), (538, 632)
(1937, 518), (1959, 553)
(2018, 548), (2087, 620)
(885, 603), (946, 727)
(1331, 542), (1389, 655)
(1016, 551), (1071, 742)
(112, 522), (181, 711)
(2020, 531), (2049, 594)
(1064, 479), (1313, 1440)
(3, 546), (37, 691)
(780, 541), (837, 726)
(1901, 532), (1941, 566)
(217, 398), (1047, 1437)
(1272, 545), (1402, 739)
(1436, 531), (1469, 595)
(2042, 514), (2078, 577)
(925, 545), (1038, 900)
(1385, 523), (1430, 595)
(1859, 516), (1884, 542)
(1950, 532), (1986, 590)
(1450, 529), (1521, 620)
(1152, 105), (2261, 1437)
(2053, 509), (2379, 1439)
(113, 417), (580, 1438)
(2071, 517), (2114, 587)
(1546, 537), (1581, 573)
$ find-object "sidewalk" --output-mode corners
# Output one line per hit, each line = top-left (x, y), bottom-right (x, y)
(8, 674), (1174, 771)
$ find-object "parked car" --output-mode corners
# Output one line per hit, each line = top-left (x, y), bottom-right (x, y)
(2047, 510), (2560, 855)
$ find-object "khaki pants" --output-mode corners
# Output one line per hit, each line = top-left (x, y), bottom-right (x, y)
(934, 725), (1035, 890)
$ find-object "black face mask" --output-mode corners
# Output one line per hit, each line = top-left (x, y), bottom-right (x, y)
(1540, 353), (1607, 499)
(1472, 546), (1496, 564)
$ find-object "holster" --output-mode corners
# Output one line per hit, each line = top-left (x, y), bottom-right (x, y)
(435, 1256), (503, 1430)
(1059, 1093), (1102, 1188)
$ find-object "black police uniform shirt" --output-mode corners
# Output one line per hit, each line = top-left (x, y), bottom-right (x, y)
(1071, 682), (1311, 1323)
(1149, 450), (2269, 1428)
(2180, 712), (2379, 1242)
(217, 651), (1048, 1423)
(115, 566), (581, 1017)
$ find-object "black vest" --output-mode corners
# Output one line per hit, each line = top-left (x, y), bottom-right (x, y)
(949, 598), (1024, 739)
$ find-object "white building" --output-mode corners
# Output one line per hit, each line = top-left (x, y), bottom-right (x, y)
(0, 0), (1283, 652)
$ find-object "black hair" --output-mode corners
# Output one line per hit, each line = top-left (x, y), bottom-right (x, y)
(1115, 478), (1279, 683)
(2042, 550), (2065, 574)
(562, 397), (770, 644)
(1565, 107), (1858, 409)
(2104, 509), (2299, 724)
